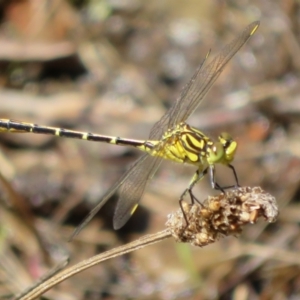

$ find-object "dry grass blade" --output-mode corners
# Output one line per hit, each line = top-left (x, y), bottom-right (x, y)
(15, 186), (278, 300)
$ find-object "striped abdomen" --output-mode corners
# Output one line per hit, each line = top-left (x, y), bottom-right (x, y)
(0, 119), (155, 151)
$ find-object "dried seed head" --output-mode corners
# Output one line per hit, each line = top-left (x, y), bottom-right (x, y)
(166, 187), (278, 247)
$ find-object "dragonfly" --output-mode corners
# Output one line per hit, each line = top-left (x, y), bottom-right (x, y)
(0, 21), (259, 239)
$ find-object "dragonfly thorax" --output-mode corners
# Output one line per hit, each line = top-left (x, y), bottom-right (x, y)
(152, 123), (237, 168)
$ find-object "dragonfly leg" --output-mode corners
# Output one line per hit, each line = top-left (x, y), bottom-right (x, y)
(179, 168), (208, 226)
(229, 164), (240, 187)
(181, 168), (208, 203)
(209, 164), (240, 192)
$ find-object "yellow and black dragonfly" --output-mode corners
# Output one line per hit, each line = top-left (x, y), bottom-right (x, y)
(0, 21), (259, 238)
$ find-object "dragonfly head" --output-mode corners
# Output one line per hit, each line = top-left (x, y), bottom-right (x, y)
(206, 132), (237, 165)
(218, 132), (237, 163)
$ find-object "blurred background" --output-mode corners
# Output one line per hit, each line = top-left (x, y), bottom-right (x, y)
(0, 0), (299, 299)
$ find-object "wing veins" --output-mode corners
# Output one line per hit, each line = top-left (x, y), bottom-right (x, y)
(70, 153), (150, 239)
(149, 21), (259, 139)
(113, 155), (163, 229)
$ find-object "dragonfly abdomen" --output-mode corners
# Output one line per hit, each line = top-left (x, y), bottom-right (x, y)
(0, 119), (152, 149)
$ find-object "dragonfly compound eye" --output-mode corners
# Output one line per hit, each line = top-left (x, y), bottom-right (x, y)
(218, 132), (237, 163)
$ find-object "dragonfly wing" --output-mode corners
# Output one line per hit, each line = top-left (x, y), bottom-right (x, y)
(70, 153), (154, 240)
(174, 21), (259, 125)
(113, 154), (162, 229)
(149, 21), (259, 140)
(149, 52), (209, 140)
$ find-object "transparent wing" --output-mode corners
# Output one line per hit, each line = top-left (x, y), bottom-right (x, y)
(149, 53), (209, 140)
(113, 154), (163, 229)
(149, 21), (259, 140)
(70, 153), (162, 239)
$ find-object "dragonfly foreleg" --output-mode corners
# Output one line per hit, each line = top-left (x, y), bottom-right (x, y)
(209, 164), (240, 192)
